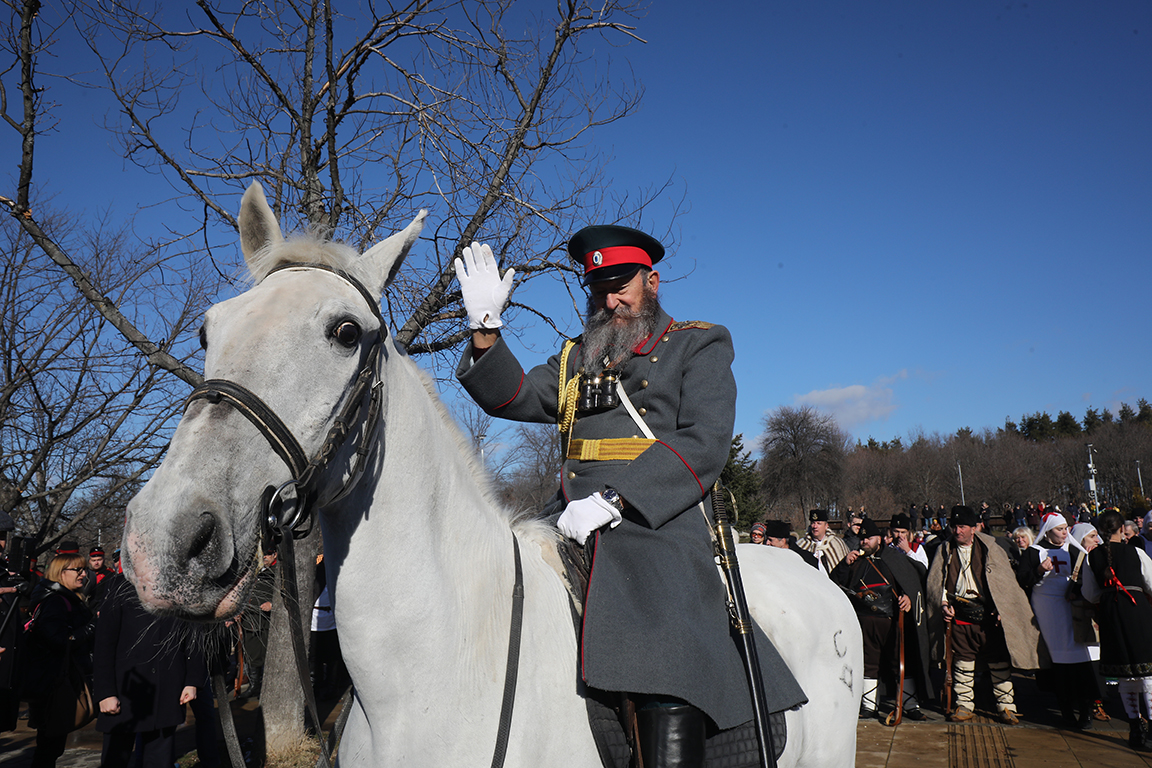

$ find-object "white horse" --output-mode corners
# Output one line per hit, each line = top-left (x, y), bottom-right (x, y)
(123, 183), (862, 767)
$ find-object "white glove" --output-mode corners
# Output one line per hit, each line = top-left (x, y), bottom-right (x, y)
(454, 242), (515, 330)
(557, 493), (623, 545)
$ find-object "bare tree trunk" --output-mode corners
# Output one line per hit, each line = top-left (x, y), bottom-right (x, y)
(263, 528), (320, 753)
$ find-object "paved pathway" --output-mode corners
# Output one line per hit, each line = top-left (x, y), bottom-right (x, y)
(5, 692), (1152, 767)
(857, 710), (1152, 768)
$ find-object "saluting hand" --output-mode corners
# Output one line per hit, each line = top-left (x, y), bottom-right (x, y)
(454, 242), (516, 330)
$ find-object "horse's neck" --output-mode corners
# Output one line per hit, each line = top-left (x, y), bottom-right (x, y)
(323, 353), (516, 685)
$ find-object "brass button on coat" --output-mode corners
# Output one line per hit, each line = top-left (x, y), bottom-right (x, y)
(650, 356), (658, 363)
(567, 471), (576, 480)
(641, 380), (649, 388)
(638, 408), (647, 416)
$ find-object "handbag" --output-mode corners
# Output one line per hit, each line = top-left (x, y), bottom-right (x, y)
(1068, 552), (1100, 645)
(40, 640), (95, 733)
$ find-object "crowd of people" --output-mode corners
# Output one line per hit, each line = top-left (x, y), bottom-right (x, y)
(750, 501), (1152, 753)
(0, 510), (348, 767)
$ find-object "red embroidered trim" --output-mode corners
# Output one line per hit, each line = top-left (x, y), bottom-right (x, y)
(493, 371), (525, 411)
(655, 440), (703, 496)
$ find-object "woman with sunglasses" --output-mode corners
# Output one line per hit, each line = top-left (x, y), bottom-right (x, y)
(24, 552), (96, 768)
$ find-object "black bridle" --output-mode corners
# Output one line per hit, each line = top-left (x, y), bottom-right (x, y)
(184, 261), (384, 551)
(185, 262), (385, 768)
(186, 260), (524, 768)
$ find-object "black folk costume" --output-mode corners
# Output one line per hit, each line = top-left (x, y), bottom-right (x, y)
(457, 225), (805, 767)
(926, 509), (1040, 723)
(1083, 541), (1152, 748)
(830, 535), (933, 720)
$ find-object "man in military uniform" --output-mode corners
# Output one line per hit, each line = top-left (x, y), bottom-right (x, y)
(831, 519), (932, 721)
(83, 546), (116, 610)
(455, 226), (804, 768)
(926, 506), (1039, 724)
(795, 509), (850, 575)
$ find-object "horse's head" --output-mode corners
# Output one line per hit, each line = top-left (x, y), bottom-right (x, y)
(124, 182), (425, 619)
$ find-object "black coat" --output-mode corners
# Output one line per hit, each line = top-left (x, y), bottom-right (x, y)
(830, 547), (934, 700)
(93, 576), (207, 733)
(23, 582), (95, 694)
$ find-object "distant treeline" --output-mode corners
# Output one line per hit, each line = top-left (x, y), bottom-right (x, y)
(735, 400), (1152, 534)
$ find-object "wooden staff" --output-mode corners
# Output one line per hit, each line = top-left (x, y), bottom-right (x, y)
(942, 616), (954, 715)
(885, 607), (906, 727)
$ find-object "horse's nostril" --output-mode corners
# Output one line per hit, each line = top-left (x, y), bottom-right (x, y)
(187, 513), (217, 562)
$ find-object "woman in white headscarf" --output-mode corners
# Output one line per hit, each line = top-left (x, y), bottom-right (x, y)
(1016, 512), (1102, 729)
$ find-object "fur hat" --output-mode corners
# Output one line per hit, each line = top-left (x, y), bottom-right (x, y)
(763, 520), (792, 539)
(950, 505), (979, 528)
(808, 509), (830, 523)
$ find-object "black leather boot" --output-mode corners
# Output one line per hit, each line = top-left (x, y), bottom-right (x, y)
(636, 704), (706, 768)
(1128, 718), (1152, 752)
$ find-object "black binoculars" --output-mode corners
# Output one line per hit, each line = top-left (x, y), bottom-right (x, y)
(577, 369), (621, 414)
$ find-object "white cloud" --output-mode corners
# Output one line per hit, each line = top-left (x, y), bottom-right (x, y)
(794, 370), (907, 429)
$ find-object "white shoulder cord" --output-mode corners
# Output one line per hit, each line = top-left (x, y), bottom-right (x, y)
(615, 383), (727, 585)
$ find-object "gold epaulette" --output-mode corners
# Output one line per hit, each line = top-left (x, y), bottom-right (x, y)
(669, 320), (715, 331)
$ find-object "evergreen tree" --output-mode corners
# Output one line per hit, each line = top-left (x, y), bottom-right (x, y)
(1119, 402), (1137, 423)
(721, 434), (765, 527)
(1054, 411), (1081, 437)
(1083, 407), (1102, 433)
(1137, 399), (1152, 426)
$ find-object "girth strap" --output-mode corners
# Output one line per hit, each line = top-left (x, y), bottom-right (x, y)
(566, 437), (656, 461)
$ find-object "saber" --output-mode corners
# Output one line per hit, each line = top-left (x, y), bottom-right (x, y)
(710, 483), (776, 768)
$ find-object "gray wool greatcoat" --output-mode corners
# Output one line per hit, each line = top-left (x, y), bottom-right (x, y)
(457, 308), (806, 730)
(925, 531), (1041, 672)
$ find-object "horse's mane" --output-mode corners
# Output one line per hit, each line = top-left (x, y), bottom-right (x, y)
(410, 359), (556, 542)
(245, 232), (367, 284)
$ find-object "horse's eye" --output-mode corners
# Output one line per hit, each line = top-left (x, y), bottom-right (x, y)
(334, 321), (361, 347)
(198, 326), (208, 351)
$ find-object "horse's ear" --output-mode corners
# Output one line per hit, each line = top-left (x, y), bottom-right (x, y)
(238, 182), (284, 269)
(360, 210), (427, 296)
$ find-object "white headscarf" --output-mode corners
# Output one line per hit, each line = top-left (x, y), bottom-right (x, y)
(1031, 511), (1070, 552)
(1069, 522), (1096, 555)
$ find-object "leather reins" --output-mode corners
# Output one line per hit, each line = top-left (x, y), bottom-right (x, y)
(186, 261), (525, 768)
(185, 262), (384, 768)
(184, 262), (384, 550)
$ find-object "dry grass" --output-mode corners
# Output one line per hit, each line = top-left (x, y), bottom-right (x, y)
(265, 734), (323, 768)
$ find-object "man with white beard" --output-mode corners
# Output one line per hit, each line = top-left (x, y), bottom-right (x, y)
(455, 226), (805, 768)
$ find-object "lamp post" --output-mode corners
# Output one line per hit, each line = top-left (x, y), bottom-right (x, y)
(1086, 444), (1098, 510)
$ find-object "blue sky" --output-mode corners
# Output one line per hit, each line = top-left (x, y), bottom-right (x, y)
(13, 1), (1151, 453)
(579, 1), (1152, 446)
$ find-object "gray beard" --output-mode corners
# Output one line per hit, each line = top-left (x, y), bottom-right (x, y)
(581, 286), (661, 374)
